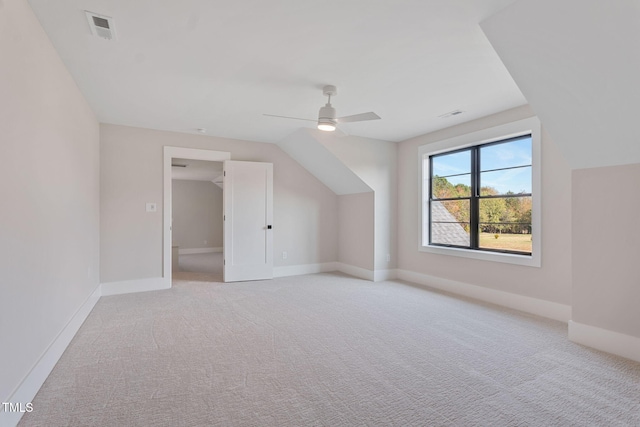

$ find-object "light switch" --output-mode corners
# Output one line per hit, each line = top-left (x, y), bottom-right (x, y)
(146, 202), (157, 212)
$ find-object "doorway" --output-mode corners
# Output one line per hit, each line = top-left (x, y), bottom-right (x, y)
(171, 158), (224, 280)
(163, 147), (230, 286)
(163, 147), (274, 286)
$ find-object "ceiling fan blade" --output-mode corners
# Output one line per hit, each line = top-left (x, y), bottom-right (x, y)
(336, 112), (381, 123)
(263, 114), (316, 123)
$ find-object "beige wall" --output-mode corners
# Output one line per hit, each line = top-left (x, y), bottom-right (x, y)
(338, 193), (375, 271)
(397, 106), (572, 305)
(172, 180), (223, 250)
(0, 0), (100, 402)
(572, 164), (640, 338)
(320, 135), (398, 271)
(100, 124), (339, 283)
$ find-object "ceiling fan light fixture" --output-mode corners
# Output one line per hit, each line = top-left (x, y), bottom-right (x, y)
(317, 121), (336, 131)
(318, 104), (337, 131)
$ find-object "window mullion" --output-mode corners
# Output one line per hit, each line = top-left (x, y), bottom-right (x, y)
(428, 155), (433, 245)
(470, 146), (479, 249)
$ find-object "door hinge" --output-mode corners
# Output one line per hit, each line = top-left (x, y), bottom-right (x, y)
(223, 171), (226, 176)
(223, 259), (225, 265)
(224, 215), (225, 221)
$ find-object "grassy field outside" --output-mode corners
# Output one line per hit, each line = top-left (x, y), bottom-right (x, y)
(479, 232), (532, 253)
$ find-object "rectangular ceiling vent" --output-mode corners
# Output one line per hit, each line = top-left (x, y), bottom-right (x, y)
(438, 109), (464, 119)
(85, 11), (116, 41)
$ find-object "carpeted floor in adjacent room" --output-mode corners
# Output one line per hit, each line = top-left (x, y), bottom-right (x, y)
(19, 273), (640, 426)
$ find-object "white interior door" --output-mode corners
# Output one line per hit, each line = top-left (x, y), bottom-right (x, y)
(223, 160), (273, 282)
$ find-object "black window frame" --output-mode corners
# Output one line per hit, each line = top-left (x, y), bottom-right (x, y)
(428, 134), (533, 256)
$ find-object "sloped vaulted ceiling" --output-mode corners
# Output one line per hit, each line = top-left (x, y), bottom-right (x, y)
(481, 0), (640, 169)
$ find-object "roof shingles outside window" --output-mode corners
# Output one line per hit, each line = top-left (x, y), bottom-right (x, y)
(430, 201), (470, 247)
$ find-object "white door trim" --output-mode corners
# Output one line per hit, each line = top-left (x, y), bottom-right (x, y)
(163, 146), (231, 286)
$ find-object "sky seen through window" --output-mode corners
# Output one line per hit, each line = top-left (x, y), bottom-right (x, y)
(432, 137), (532, 195)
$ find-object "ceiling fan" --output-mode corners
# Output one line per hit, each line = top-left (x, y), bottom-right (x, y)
(264, 85), (381, 132)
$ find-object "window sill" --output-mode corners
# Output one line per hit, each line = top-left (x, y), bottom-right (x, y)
(419, 244), (540, 267)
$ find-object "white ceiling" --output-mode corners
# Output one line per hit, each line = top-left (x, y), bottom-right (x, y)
(27, 0), (526, 143)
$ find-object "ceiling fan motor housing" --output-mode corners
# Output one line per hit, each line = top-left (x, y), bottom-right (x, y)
(319, 85), (338, 127)
(318, 104), (337, 125)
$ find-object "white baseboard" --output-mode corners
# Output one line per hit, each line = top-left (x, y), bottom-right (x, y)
(569, 321), (640, 363)
(272, 262), (394, 281)
(274, 262), (338, 278)
(396, 269), (571, 322)
(374, 269), (397, 282)
(333, 264), (397, 282)
(178, 247), (221, 255)
(100, 277), (170, 296)
(336, 263), (375, 281)
(1, 285), (101, 427)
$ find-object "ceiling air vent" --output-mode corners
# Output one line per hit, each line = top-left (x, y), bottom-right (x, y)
(85, 11), (116, 40)
(438, 109), (464, 119)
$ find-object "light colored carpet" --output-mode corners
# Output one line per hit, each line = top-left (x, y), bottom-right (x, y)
(19, 273), (640, 426)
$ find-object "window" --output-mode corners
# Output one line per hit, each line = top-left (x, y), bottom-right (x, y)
(419, 117), (541, 267)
